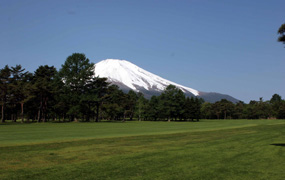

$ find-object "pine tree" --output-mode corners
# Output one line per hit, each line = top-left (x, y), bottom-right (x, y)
(125, 90), (138, 121)
(136, 92), (147, 121)
(194, 97), (203, 121)
(277, 100), (285, 119)
(175, 89), (186, 120)
(101, 85), (126, 121)
(33, 65), (57, 122)
(81, 77), (109, 122)
(149, 96), (159, 121)
(161, 85), (178, 121)
(0, 65), (11, 123)
(58, 53), (95, 121)
(184, 97), (195, 121)
(270, 94), (282, 118)
(201, 102), (214, 119)
(9, 65), (33, 122)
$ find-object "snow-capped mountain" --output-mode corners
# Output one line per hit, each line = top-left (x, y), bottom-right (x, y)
(95, 59), (199, 95)
(94, 59), (239, 103)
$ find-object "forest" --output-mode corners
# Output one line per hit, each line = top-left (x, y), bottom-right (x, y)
(1, 53), (285, 123)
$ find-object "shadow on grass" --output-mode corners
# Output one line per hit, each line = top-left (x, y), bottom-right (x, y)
(270, 143), (285, 147)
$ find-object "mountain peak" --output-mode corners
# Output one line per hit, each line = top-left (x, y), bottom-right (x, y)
(94, 59), (240, 103)
(99, 59), (128, 63)
(95, 59), (199, 96)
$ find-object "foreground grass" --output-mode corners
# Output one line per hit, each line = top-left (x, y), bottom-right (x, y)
(0, 120), (284, 179)
(0, 120), (284, 146)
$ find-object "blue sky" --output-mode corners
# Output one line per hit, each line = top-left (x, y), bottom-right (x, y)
(0, 0), (284, 102)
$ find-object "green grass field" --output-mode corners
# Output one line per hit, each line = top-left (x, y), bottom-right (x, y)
(0, 120), (284, 179)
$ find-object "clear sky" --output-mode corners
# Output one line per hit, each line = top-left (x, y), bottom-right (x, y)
(1, 0), (284, 103)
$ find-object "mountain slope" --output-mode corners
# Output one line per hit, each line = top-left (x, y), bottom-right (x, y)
(94, 59), (239, 103)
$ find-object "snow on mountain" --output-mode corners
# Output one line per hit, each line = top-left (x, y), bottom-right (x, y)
(95, 59), (199, 96)
(94, 59), (240, 103)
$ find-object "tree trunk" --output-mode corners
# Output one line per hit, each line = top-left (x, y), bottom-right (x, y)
(86, 103), (90, 122)
(1, 104), (5, 123)
(43, 98), (48, 122)
(95, 102), (99, 122)
(130, 112), (133, 121)
(37, 109), (41, 123)
(123, 111), (126, 122)
(21, 102), (24, 123)
(12, 106), (16, 122)
(38, 100), (42, 122)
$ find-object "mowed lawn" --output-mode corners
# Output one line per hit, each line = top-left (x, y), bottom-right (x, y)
(0, 120), (284, 180)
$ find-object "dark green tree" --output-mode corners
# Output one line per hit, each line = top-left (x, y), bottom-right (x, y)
(160, 85), (179, 121)
(213, 99), (234, 119)
(9, 65), (34, 122)
(246, 100), (259, 119)
(193, 97), (203, 121)
(33, 65), (57, 122)
(148, 96), (159, 121)
(19, 72), (34, 122)
(82, 77), (109, 122)
(175, 89), (186, 120)
(52, 73), (67, 122)
(233, 101), (246, 119)
(136, 92), (148, 121)
(0, 65), (11, 123)
(124, 90), (138, 121)
(270, 94), (282, 118)
(102, 85), (126, 121)
(201, 102), (214, 119)
(256, 97), (271, 119)
(58, 53), (95, 121)
(277, 100), (285, 119)
(184, 97), (195, 121)
(213, 101), (222, 119)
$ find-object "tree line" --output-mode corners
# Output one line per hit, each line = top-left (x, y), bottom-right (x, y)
(201, 96), (285, 119)
(1, 53), (285, 123)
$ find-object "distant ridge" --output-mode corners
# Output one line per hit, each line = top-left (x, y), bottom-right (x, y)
(94, 59), (239, 103)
